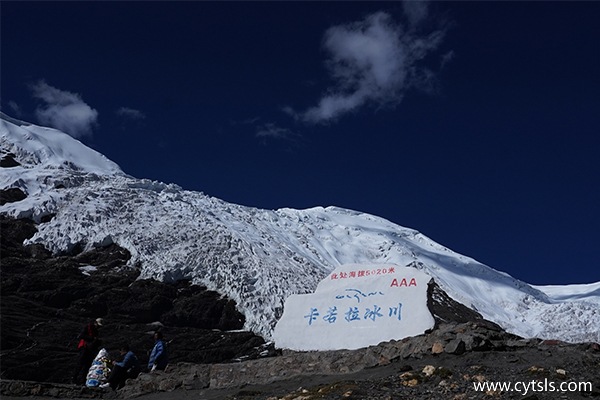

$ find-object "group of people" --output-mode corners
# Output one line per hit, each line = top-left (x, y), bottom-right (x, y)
(72, 318), (169, 390)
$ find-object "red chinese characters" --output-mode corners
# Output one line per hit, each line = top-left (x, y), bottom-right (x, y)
(330, 267), (397, 280)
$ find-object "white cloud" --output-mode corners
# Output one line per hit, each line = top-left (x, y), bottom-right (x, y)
(241, 116), (261, 125)
(402, 0), (429, 27)
(292, 8), (446, 124)
(30, 80), (98, 138)
(116, 107), (146, 120)
(256, 122), (298, 141)
(8, 101), (22, 117)
(441, 50), (456, 69)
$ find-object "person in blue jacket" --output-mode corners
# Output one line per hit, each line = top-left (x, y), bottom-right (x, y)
(148, 331), (168, 371)
(100, 343), (140, 390)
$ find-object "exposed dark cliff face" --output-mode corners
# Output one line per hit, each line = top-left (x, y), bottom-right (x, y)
(0, 216), (272, 384)
(0, 188), (26, 206)
(0, 152), (21, 168)
(426, 277), (503, 331)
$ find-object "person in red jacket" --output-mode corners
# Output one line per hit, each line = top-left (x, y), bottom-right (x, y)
(72, 318), (103, 384)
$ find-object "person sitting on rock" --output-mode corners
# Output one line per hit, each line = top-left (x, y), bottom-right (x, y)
(72, 318), (103, 384)
(148, 331), (168, 371)
(100, 343), (140, 390)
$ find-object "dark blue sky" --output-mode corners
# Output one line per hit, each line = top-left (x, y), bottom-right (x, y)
(2, 2), (599, 285)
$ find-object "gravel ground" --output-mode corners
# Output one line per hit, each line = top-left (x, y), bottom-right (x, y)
(133, 343), (600, 400)
(2, 341), (598, 400)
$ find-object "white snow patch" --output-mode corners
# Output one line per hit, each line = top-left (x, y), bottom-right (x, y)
(79, 265), (98, 276)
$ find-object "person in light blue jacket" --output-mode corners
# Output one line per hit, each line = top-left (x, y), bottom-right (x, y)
(148, 331), (168, 371)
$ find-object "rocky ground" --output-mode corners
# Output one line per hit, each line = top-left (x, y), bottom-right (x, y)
(2, 322), (599, 399)
(1, 215), (599, 399)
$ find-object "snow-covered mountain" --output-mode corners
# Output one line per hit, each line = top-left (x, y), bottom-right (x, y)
(1, 114), (598, 343)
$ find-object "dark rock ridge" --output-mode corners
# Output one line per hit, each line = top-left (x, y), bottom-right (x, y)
(0, 146), (25, 203)
(0, 188), (27, 206)
(426, 276), (490, 327)
(0, 216), (273, 384)
(0, 152), (21, 168)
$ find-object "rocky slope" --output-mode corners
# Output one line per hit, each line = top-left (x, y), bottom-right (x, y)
(2, 217), (599, 399)
(0, 216), (273, 384)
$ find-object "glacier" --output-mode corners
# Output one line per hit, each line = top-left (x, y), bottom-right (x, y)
(1, 114), (598, 343)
